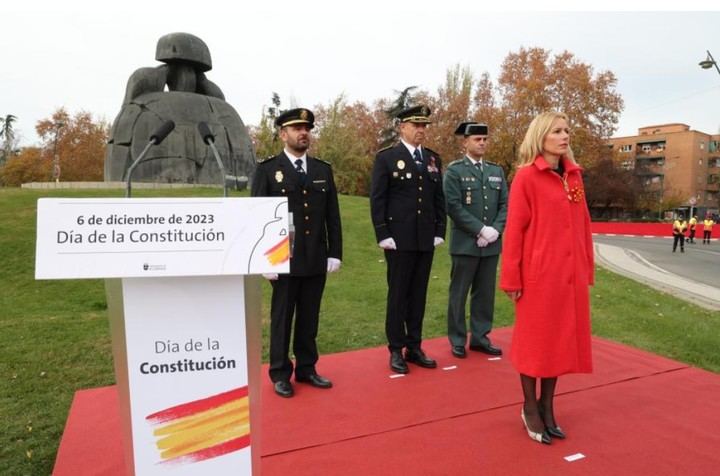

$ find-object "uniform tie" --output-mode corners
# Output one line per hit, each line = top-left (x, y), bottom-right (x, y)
(474, 161), (483, 172)
(413, 148), (423, 170)
(295, 159), (306, 185)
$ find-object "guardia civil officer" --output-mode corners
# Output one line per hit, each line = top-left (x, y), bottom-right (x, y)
(444, 123), (508, 358)
(251, 108), (342, 398)
(370, 105), (447, 374)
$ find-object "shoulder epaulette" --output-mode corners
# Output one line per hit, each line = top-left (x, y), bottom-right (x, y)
(314, 157), (332, 167)
(485, 160), (499, 167)
(258, 155), (277, 164)
(424, 147), (440, 157)
(377, 144), (395, 153)
(447, 159), (464, 168)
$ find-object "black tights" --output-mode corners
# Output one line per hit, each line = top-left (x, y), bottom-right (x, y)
(520, 374), (558, 432)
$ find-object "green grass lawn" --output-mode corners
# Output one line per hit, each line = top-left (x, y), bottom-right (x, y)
(1, 187), (718, 475)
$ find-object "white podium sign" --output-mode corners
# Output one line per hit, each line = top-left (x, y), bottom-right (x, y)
(36, 197), (290, 279)
(36, 197), (284, 476)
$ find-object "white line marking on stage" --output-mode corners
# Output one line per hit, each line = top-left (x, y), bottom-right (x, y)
(564, 453), (585, 462)
(389, 374), (406, 379)
(488, 357), (502, 361)
(442, 365), (457, 370)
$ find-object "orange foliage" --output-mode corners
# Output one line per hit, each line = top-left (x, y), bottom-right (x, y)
(0, 147), (50, 186)
(35, 108), (109, 183)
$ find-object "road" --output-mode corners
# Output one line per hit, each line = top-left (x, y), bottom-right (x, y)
(593, 235), (720, 289)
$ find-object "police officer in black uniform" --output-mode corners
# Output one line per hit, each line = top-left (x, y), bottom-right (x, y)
(251, 108), (342, 398)
(370, 105), (447, 374)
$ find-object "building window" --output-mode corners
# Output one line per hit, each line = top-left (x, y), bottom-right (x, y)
(708, 174), (719, 184)
(656, 145), (664, 152)
(700, 142), (705, 150)
(620, 144), (632, 152)
(641, 145), (651, 153)
(699, 159), (704, 165)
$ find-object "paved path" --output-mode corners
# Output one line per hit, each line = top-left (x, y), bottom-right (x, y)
(594, 236), (720, 311)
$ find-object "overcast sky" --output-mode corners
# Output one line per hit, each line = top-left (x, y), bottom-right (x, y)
(3, 1), (720, 146)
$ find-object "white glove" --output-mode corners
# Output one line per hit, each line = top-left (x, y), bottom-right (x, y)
(262, 273), (279, 281)
(480, 226), (499, 243)
(476, 236), (489, 248)
(433, 237), (444, 247)
(327, 258), (342, 273)
(378, 238), (397, 250)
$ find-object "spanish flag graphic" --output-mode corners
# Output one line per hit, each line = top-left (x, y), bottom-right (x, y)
(146, 387), (250, 464)
(264, 236), (289, 266)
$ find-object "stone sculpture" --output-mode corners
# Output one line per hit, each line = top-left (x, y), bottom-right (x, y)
(105, 32), (255, 188)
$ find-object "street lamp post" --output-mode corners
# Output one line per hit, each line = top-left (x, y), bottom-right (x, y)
(52, 121), (65, 183)
(699, 50), (720, 213)
(699, 50), (720, 75)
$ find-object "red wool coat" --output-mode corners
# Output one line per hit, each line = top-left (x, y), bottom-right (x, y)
(500, 155), (594, 377)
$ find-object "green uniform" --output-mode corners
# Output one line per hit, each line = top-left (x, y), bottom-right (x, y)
(443, 157), (508, 347)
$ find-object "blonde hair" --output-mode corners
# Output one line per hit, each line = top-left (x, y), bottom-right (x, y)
(517, 111), (576, 167)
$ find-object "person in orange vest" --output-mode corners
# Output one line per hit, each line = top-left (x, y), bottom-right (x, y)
(688, 215), (698, 244)
(703, 215), (715, 244)
(672, 213), (687, 253)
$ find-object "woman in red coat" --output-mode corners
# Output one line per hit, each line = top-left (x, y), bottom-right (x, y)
(500, 111), (594, 445)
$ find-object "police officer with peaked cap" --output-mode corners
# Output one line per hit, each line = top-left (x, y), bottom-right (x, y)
(370, 105), (447, 374)
(251, 108), (343, 398)
(444, 122), (508, 358)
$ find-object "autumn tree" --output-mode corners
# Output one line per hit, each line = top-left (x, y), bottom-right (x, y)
(474, 47), (623, 176)
(0, 147), (49, 186)
(249, 93), (284, 161)
(583, 155), (639, 218)
(35, 108), (109, 182)
(313, 95), (377, 195)
(425, 65), (474, 163)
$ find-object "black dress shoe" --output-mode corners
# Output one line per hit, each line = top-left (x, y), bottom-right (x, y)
(469, 342), (502, 356)
(390, 351), (409, 374)
(274, 380), (294, 398)
(451, 346), (466, 358)
(405, 348), (437, 368)
(296, 373), (333, 389)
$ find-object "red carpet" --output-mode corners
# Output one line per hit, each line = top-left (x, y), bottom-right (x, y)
(54, 327), (720, 475)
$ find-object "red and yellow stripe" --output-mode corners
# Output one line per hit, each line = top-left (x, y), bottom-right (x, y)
(146, 387), (251, 464)
(264, 236), (289, 265)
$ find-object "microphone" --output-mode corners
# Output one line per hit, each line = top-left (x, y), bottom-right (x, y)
(197, 122), (228, 197)
(198, 121), (214, 145)
(125, 120), (175, 197)
(150, 120), (176, 145)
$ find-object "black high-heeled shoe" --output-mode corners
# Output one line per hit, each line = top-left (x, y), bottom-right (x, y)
(521, 410), (551, 445)
(537, 402), (566, 439)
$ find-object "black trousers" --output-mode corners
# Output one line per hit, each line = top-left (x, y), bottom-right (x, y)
(689, 229), (696, 242)
(269, 273), (327, 382)
(704, 230), (712, 243)
(672, 234), (685, 251)
(384, 249), (434, 352)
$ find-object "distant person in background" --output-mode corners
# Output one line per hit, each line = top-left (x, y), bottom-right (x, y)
(672, 214), (688, 253)
(688, 215), (698, 244)
(703, 215), (715, 244)
(500, 111), (594, 445)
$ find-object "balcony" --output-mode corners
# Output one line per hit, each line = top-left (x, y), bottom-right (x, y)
(635, 161), (664, 176)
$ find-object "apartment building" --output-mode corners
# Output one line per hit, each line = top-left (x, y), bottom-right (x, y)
(607, 123), (720, 217)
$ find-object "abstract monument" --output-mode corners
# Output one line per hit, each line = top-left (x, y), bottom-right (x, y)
(105, 32), (255, 188)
